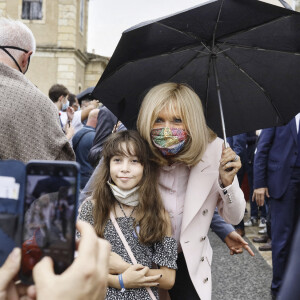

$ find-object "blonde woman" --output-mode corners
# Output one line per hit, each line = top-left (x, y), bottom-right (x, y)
(136, 82), (245, 300)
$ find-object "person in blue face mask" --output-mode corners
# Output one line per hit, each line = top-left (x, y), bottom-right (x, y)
(49, 84), (100, 136)
(48, 84), (70, 112)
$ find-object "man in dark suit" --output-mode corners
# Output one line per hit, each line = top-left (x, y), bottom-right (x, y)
(253, 113), (300, 298)
(278, 219), (300, 300)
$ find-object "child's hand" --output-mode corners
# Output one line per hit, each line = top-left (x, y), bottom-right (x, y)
(109, 252), (129, 274)
(122, 264), (161, 289)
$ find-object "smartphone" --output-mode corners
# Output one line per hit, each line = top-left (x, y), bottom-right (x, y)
(20, 161), (80, 284)
(0, 160), (26, 267)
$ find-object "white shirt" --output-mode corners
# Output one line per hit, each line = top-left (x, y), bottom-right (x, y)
(295, 112), (300, 133)
(60, 111), (83, 134)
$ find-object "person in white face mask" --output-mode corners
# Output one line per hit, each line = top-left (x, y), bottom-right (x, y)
(78, 130), (178, 300)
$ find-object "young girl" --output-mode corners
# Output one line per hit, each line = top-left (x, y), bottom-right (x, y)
(78, 130), (177, 299)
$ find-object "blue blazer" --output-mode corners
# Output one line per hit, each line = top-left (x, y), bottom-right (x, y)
(253, 118), (298, 199)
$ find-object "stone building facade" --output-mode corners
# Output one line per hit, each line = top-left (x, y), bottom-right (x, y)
(0, 0), (109, 95)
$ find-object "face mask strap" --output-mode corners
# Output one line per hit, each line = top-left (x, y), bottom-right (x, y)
(0, 46), (30, 73)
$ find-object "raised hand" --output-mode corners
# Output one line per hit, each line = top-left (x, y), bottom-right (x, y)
(219, 145), (242, 187)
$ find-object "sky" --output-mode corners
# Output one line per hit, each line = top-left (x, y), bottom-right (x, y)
(87, 0), (294, 57)
(87, 0), (207, 57)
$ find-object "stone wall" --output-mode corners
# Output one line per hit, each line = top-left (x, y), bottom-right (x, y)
(84, 54), (109, 89)
(0, 0), (6, 17)
(57, 0), (77, 48)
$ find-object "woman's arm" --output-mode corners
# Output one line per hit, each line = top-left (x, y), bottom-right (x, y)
(217, 144), (245, 225)
(217, 177), (245, 226)
(146, 210), (176, 290)
(146, 266), (175, 290)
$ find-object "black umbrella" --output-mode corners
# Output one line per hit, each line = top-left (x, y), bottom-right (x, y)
(92, 0), (300, 138)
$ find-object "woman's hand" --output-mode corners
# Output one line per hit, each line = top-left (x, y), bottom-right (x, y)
(122, 265), (161, 289)
(219, 145), (241, 187)
(109, 252), (130, 274)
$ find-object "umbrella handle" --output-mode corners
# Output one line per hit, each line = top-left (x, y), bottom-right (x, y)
(212, 56), (233, 171)
(211, 56), (229, 148)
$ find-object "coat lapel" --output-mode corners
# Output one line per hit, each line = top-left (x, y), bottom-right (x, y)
(181, 156), (217, 234)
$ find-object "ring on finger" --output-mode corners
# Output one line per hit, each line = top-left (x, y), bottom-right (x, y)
(233, 155), (239, 161)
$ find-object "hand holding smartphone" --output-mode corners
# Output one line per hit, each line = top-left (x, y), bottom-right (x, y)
(20, 161), (80, 284)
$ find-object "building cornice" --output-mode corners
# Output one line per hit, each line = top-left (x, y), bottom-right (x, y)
(36, 46), (110, 65)
(36, 46), (90, 63)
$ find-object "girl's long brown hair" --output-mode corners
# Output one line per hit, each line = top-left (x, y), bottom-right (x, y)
(91, 130), (168, 244)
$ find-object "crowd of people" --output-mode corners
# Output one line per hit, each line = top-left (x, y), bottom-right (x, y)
(0, 16), (299, 300)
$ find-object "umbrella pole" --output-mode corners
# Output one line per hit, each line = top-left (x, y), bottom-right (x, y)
(211, 56), (228, 148)
(278, 0), (293, 10)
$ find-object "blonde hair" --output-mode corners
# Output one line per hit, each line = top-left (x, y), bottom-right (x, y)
(137, 82), (216, 166)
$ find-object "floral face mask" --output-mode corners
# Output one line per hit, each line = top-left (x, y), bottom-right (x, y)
(151, 127), (188, 156)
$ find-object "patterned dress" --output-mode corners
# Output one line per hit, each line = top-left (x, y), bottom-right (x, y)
(78, 200), (178, 300)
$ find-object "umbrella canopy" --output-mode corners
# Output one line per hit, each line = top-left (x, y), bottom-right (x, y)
(92, 0), (300, 137)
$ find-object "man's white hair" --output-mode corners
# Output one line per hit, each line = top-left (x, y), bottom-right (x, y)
(0, 18), (36, 60)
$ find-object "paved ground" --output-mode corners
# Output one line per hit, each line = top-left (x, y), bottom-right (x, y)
(210, 204), (273, 300)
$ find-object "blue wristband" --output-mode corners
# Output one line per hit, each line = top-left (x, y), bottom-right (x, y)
(118, 274), (126, 292)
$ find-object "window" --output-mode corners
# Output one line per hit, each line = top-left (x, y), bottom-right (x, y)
(22, 0), (43, 20)
(80, 0), (84, 32)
